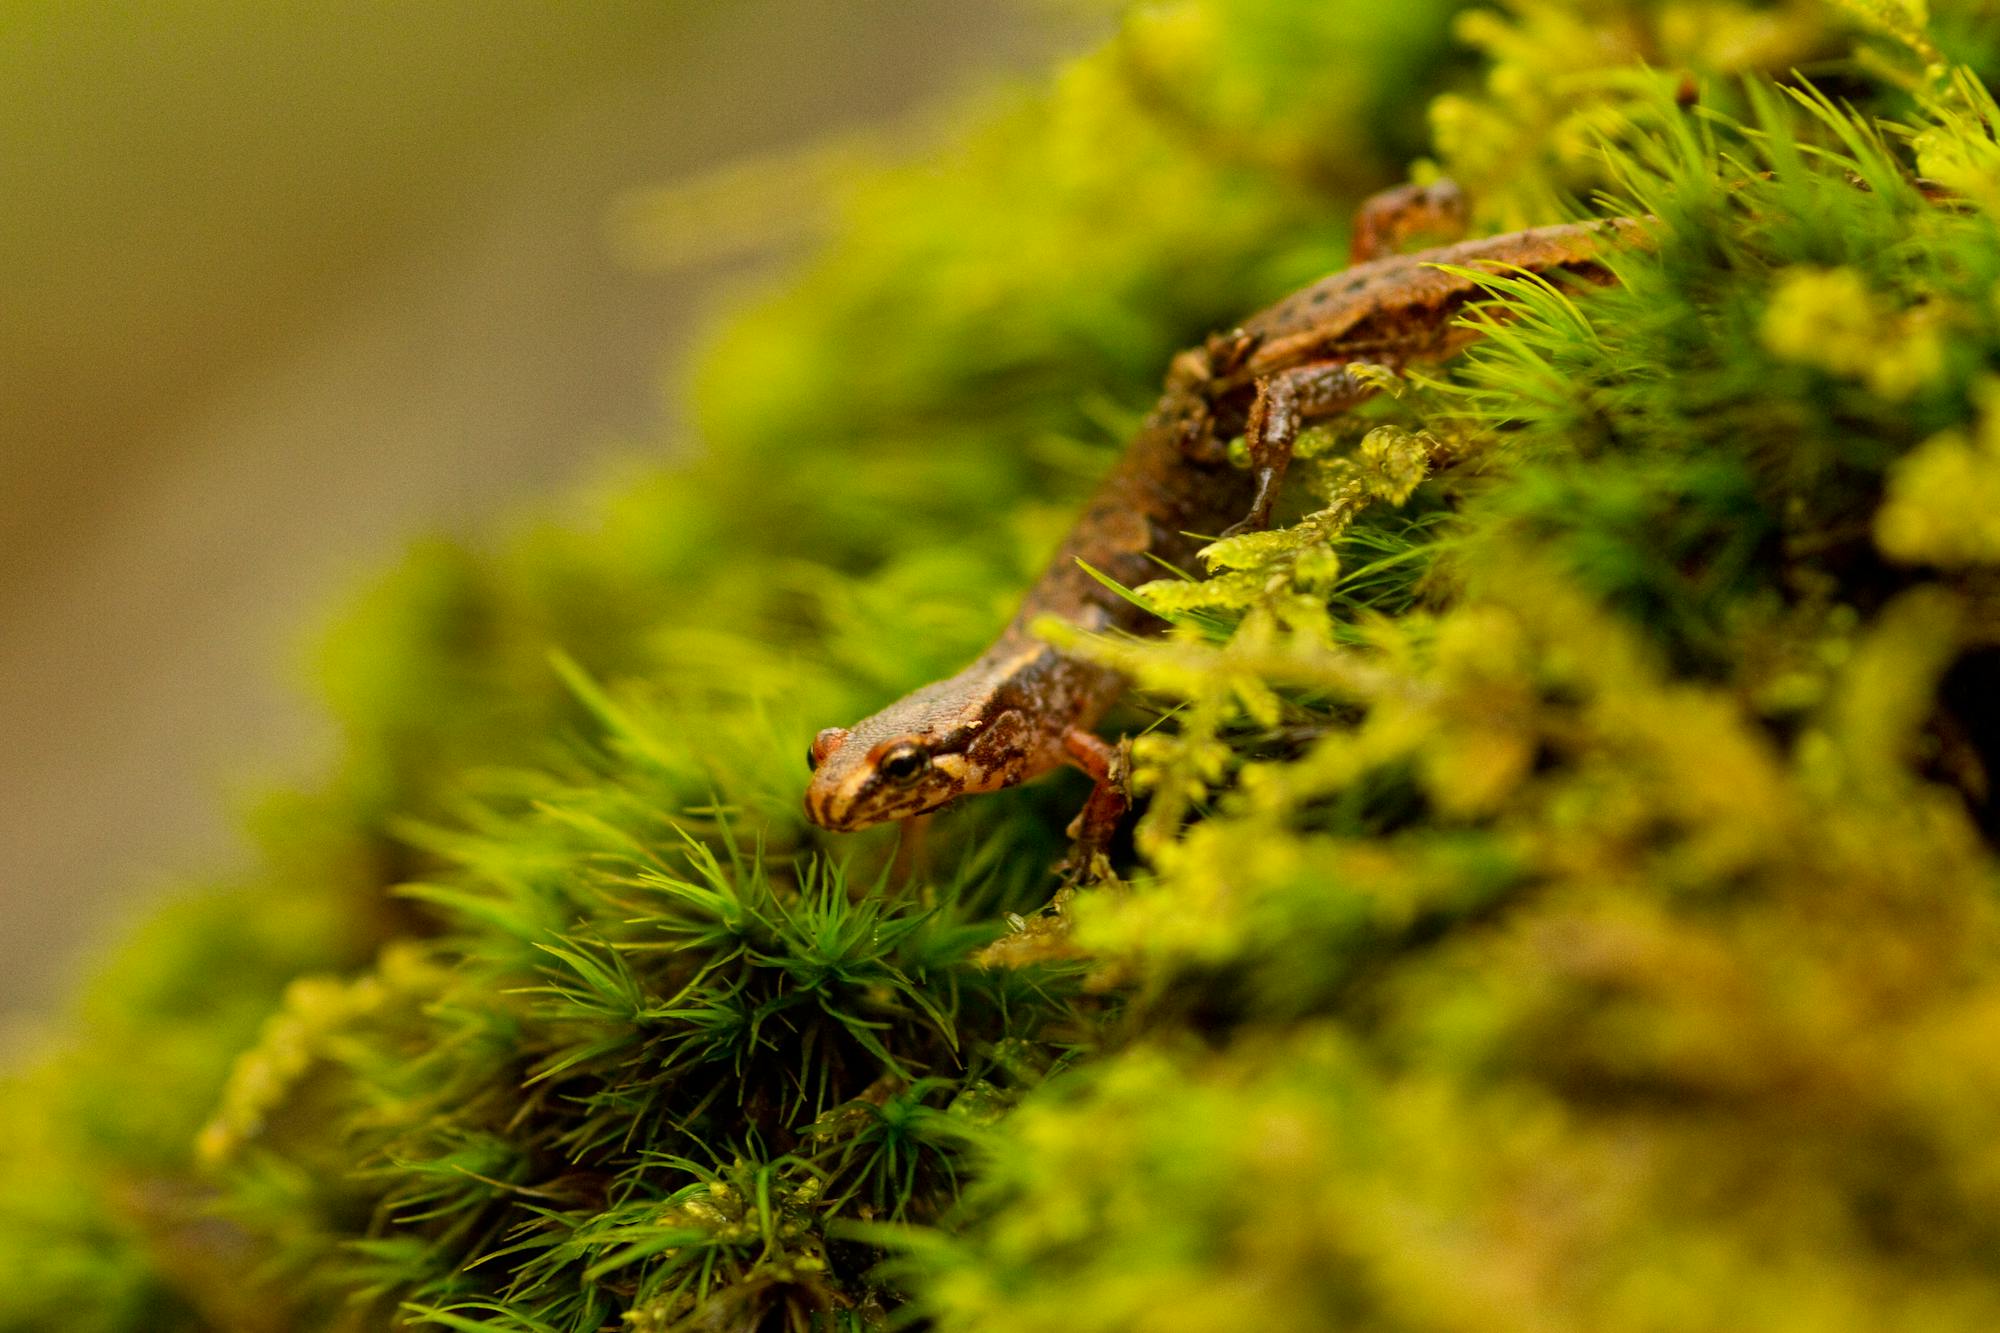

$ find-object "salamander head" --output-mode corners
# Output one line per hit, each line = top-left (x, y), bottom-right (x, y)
(804, 722), (964, 831)
(803, 666), (1045, 832)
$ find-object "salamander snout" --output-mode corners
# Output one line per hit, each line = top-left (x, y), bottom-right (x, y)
(804, 727), (965, 831)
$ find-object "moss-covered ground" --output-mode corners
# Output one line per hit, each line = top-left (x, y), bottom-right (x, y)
(10, 0), (2000, 1328)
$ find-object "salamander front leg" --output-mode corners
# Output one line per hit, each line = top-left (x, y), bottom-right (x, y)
(891, 813), (932, 891)
(1059, 728), (1128, 882)
(1225, 361), (1384, 535)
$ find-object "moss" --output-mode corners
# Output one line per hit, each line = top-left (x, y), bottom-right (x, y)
(918, 32), (2000, 1333)
(11, 0), (2000, 1329)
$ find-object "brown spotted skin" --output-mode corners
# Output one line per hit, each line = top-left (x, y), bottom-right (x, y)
(1159, 218), (1648, 466)
(804, 410), (1251, 835)
(804, 212), (1649, 840)
(1234, 219), (1640, 370)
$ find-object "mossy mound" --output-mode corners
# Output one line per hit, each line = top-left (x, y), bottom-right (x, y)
(9, 1), (2000, 1329)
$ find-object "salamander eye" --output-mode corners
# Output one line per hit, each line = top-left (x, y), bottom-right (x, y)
(876, 743), (929, 784)
(809, 726), (850, 773)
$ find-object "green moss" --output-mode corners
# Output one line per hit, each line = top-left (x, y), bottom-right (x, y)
(11, 0), (2000, 1328)
(917, 39), (2000, 1333)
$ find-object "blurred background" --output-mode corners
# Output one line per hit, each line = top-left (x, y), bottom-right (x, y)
(0, 0), (1092, 1019)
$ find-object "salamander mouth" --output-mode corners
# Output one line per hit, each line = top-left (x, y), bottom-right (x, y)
(805, 777), (952, 831)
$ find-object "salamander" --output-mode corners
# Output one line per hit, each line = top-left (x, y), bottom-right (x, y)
(803, 185), (1646, 861)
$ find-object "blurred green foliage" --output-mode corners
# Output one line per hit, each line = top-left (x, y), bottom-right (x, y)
(10, 0), (2000, 1328)
(0, 1), (691, 529)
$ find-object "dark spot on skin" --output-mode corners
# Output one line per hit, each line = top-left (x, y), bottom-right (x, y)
(1310, 289), (1330, 306)
(969, 709), (1032, 773)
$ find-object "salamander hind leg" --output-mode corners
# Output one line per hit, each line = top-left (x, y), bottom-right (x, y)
(1160, 335), (1258, 467)
(1349, 179), (1470, 265)
(1226, 361), (1385, 535)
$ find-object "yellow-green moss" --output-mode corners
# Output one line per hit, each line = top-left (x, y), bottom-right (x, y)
(11, 1), (2000, 1329)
